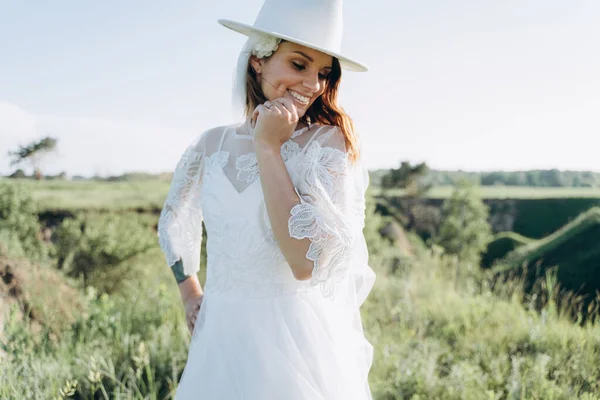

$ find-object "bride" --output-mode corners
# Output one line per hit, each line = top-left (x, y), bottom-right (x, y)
(157, 0), (376, 398)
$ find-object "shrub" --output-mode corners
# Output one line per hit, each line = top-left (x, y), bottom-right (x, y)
(52, 213), (155, 294)
(433, 180), (493, 267)
(0, 182), (47, 260)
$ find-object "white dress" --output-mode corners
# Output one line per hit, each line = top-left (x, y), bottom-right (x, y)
(157, 119), (376, 400)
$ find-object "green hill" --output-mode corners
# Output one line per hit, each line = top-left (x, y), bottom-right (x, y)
(494, 207), (600, 301)
(481, 231), (534, 268)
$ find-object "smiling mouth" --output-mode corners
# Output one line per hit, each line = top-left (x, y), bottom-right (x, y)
(287, 90), (310, 105)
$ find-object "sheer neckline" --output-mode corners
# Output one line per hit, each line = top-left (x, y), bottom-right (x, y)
(232, 118), (312, 140)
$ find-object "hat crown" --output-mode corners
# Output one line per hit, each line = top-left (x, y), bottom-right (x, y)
(253, 0), (344, 51)
(218, 0), (367, 72)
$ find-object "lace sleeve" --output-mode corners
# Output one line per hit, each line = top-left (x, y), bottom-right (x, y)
(157, 135), (205, 277)
(288, 126), (364, 297)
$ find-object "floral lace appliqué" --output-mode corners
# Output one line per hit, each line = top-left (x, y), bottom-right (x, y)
(287, 130), (355, 298)
(235, 140), (301, 184)
(157, 145), (206, 276)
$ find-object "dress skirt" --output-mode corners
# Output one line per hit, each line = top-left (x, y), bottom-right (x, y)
(175, 289), (373, 400)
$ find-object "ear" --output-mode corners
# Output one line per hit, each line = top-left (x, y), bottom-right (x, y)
(249, 56), (264, 74)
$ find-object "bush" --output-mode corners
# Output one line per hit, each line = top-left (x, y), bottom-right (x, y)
(51, 213), (156, 294)
(433, 180), (493, 267)
(0, 182), (47, 261)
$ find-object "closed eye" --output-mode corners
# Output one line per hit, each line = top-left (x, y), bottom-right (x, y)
(292, 62), (329, 80)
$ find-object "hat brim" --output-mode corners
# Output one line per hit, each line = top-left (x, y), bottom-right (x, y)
(218, 19), (368, 72)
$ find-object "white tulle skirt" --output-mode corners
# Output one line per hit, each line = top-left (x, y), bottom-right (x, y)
(175, 289), (373, 400)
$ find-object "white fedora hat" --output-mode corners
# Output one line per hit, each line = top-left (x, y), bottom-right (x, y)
(218, 0), (368, 72)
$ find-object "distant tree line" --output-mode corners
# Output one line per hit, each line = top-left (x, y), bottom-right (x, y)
(430, 169), (600, 188)
(373, 163), (600, 189)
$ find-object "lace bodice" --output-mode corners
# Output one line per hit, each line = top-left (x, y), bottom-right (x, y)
(158, 119), (374, 302)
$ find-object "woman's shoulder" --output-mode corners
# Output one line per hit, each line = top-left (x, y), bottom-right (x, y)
(309, 124), (347, 154)
(186, 124), (232, 153)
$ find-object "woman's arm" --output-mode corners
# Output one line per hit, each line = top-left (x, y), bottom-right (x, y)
(251, 98), (354, 289)
(178, 273), (204, 303)
(157, 130), (209, 332)
(171, 259), (192, 284)
(178, 273), (204, 334)
(255, 143), (313, 280)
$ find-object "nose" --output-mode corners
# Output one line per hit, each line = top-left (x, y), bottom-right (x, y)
(302, 72), (320, 93)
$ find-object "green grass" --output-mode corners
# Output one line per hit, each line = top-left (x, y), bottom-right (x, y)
(2, 179), (169, 212)
(365, 251), (600, 399)
(5, 179), (600, 214)
(4, 243), (600, 399)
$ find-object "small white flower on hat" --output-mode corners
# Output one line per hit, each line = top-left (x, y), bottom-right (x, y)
(251, 33), (281, 58)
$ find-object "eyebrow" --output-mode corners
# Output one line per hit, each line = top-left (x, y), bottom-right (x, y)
(292, 51), (332, 70)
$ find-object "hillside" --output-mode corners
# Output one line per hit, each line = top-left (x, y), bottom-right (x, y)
(495, 207), (600, 302)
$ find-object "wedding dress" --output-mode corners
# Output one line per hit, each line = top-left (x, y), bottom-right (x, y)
(157, 119), (375, 399)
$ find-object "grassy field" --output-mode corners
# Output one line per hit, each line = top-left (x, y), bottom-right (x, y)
(1, 179), (169, 212)
(4, 178), (600, 213)
(4, 240), (600, 399)
(3, 179), (600, 398)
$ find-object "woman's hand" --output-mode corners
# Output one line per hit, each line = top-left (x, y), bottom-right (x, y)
(251, 97), (299, 149)
(183, 293), (204, 335)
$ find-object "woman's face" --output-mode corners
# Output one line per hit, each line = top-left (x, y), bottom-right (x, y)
(250, 41), (333, 118)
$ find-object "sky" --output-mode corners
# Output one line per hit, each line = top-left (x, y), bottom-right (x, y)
(1, 0), (599, 178)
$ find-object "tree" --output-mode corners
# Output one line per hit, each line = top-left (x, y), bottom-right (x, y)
(8, 136), (58, 180)
(381, 160), (431, 196)
(433, 179), (493, 266)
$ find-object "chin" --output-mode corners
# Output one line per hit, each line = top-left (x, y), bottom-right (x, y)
(297, 102), (313, 115)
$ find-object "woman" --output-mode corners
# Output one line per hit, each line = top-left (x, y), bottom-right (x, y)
(157, 0), (375, 398)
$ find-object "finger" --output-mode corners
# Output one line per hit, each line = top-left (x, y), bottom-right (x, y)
(266, 104), (282, 116)
(252, 105), (263, 119)
(269, 101), (286, 116)
(274, 97), (296, 113)
(274, 98), (298, 121)
(252, 104), (267, 122)
(256, 104), (268, 113)
(272, 99), (288, 112)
